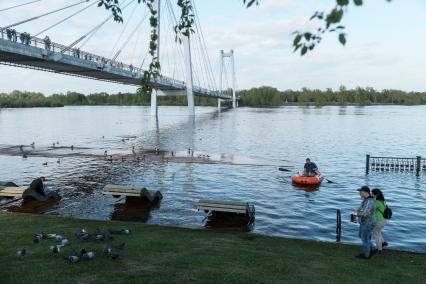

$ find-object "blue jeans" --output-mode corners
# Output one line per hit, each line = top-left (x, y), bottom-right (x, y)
(359, 222), (375, 257)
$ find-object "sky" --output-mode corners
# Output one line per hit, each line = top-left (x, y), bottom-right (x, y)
(0, 0), (425, 95)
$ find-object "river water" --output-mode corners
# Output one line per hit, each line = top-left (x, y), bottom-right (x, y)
(0, 105), (425, 252)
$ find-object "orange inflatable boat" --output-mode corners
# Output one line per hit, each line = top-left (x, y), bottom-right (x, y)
(292, 173), (324, 185)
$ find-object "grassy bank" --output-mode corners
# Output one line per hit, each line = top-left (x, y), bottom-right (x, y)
(0, 212), (424, 283)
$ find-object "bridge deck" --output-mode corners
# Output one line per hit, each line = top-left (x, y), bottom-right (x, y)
(0, 31), (231, 100)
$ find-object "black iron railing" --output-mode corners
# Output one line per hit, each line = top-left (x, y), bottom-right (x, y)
(366, 154), (425, 176)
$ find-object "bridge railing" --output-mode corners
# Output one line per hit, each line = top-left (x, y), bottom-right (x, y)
(0, 28), (187, 87)
(1, 27), (226, 97)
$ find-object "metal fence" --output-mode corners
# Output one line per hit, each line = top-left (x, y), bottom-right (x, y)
(366, 154), (425, 176)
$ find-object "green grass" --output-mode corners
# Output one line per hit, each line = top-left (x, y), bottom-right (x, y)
(0, 212), (424, 284)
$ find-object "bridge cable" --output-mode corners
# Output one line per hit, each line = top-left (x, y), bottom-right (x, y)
(1, 0), (90, 31)
(165, 0), (186, 80)
(62, 0), (134, 52)
(192, 0), (218, 91)
(78, 0), (134, 49)
(0, 0), (41, 12)
(34, 0), (101, 37)
(164, 0), (195, 84)
(108, 0), (139, 59)
(164, 1), (181, 80)
(112, 11), (148, 62)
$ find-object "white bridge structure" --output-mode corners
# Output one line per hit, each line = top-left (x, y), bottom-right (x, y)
(0, 0), (238, 116)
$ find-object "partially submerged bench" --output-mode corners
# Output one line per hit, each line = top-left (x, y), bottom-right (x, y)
(102, 184), (163, 203)
(0, 187), (26, 198)
(197, 199), (255, 227)
(0, 186), (60, 203)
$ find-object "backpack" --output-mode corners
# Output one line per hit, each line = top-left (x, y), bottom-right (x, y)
(378, 202), (392, 220)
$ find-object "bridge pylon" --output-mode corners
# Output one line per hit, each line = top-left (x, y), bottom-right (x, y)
(151, 0), (161, 117)
(219, 49), (237, 109)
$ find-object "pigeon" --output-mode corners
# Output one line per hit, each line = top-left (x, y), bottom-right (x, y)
(75, 230), (90, 241)
(112, 243), (125, 250)
(50, 245), (62, 253)
(33, 233), (45, 243)
(47, 233), (57, 239)
(108, 229), (131, 235)
(16, 248), (26, 258)
(61, 239), (69, 246)
(55, 235), (64, 241)
(33, 232), (44, 242)
(95, 230), (105, 242)
(65, 249), (79, 263)
(110, 253), (121, 260)
(66, 254), (79, 263)
(81, 249), (96, 260)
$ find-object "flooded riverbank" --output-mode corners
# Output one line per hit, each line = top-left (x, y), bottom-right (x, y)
(1, 105), (425, 252)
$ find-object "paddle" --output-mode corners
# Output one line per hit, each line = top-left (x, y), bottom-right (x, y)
(278, 167), (291, 172)
(325, 178), (335, 184)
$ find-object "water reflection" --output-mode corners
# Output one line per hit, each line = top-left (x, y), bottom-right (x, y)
(111, 197), (161, 222)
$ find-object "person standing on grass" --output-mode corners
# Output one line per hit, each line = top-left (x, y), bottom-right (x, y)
(372, 188), (388, 253)
(355, 186), (376, 259)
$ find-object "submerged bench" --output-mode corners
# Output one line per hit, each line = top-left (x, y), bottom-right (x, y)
(197, 199), (255, 227)
(0, 187), (26, 198)
(0, 186), (60, 202)
(102, 184), (163, 202)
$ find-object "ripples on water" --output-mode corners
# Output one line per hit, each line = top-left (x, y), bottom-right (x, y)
(0, 105), (425, 252)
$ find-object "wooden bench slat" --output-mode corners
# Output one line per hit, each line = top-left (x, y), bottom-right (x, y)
(198, 199), (247, 207)
(198, 202), (248, 210)
(198, 207), (247, 214)
(102, 192), (140, 196)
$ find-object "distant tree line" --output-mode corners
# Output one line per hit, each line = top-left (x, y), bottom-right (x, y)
(2, 87), (426, 108)
(238, 86), (426, 107)
(0, 90), (222, 108)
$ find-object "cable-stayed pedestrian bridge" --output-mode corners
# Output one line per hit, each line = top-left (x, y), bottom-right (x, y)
(0, 0), (238, 115)
(0, 30), (228, 99)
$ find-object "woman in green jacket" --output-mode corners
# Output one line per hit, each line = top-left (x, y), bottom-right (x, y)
(372, 188), (388, 253)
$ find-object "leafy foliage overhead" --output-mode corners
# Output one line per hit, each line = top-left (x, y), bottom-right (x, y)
(292, 0), (392, 55)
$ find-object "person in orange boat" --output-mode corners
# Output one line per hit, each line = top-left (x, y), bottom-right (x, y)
(303, 158), (319, 177)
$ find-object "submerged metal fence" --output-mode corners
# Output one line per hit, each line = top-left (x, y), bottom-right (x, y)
(366, 154), (425, 176)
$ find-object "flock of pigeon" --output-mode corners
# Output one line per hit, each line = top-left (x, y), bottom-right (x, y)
(16, 228), (131, 263)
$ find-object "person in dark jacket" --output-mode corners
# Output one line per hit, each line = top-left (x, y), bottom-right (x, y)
(29, 177), (46, 196)
(303, 158), (319, 176)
